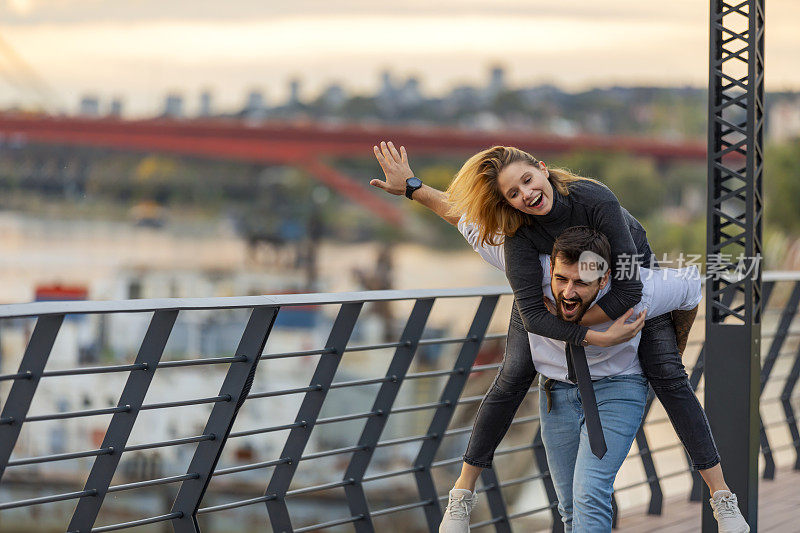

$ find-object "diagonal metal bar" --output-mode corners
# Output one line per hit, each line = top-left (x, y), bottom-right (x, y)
(715, 182), (749, 204)
(719, 70), (749, 91)
(715, 71), (747, 89)
(170, 306), (278, 533)
(780, 341), (800, 470)
(265, 302), (362, 533)
(479, 466), (512, 533)
(343, 298), (434, 532)
(634, 388), (663, 515)
(712, 161), (746, 183)
(688, 345), (707, 502)
(412, 295), (498, 531)
(716, 92), (747, 112)
(532, 426), (562, 533)
(67, 310), (178, 532)
(759, 281), (798, 479)
(720, 45), (749, 67)
(717, 138), (748, 160)
(0, 314), (63, 483)
(720, 0), (749, 18)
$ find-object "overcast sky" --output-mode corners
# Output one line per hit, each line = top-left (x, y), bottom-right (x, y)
(1, 0), (798, 116)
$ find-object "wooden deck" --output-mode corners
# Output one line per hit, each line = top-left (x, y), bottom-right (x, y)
(615, 467), (800, 532)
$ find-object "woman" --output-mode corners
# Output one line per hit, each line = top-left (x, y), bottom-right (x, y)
(370, 142), (748, 533)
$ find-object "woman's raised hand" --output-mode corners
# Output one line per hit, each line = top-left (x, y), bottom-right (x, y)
(371, 141), (414, 196)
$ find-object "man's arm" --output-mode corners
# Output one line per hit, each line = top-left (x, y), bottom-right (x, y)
(370, 141), (460, 225)
(672, 306), (698, 355)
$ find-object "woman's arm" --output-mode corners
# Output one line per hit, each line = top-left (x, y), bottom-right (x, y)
(542, 295), (647, 346)
(505, 233), (589, 344)
(501, 232), (637, 345)
(591, 196), (644, 319)
(370, 141), (460, 225)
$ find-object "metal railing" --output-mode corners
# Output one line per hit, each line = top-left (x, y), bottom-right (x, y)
(0, 274), (798, 532)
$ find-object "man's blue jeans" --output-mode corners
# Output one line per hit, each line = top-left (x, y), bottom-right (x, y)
(539, 374), (648, 532)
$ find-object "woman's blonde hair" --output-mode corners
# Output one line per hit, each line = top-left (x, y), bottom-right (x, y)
(446, 146), (594, 246)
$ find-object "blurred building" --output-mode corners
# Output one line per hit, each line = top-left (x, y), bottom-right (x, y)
(244, 89), (266, 120)
(320, 83), (347, 110)
(288, 78), (302, 107)
(378, 70), (395, 101)
(199, 89), (213, 117)
(163, 93), (184, 118)
(108, 98), (123, 117)
(486, 64), (506, 101)
(78, 95), (100, 117)
(398, 76), (423, 110)
(446, 85), (481, 111)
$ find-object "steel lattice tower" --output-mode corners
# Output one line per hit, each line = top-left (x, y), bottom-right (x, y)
(704, 0), (764, 530)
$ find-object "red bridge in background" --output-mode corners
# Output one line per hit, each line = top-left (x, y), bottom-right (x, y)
(0, 114), (708, 225)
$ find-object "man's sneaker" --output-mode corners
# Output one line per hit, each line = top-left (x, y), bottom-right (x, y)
(439, 488), (477, 533)
(710, 490), (750, 533)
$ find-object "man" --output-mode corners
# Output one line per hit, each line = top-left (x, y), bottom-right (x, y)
(455, 224), (700, 531)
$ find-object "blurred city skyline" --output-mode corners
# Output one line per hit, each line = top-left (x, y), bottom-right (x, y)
(1, 0), (799, 116)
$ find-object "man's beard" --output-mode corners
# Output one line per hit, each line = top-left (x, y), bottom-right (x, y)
(555, 292), (593, 323)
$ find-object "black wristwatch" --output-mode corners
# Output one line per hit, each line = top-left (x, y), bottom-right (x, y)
(405, 177), (423, 200)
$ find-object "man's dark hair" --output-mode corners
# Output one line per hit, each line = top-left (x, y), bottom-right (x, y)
(550, 226), (612, 270)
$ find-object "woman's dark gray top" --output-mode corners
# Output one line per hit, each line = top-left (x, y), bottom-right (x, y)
(504, 179), (646, 346)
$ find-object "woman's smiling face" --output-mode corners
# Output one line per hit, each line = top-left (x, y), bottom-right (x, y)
(496, 160), (554, 216)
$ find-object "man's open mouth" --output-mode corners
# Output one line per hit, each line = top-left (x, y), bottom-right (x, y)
(561, 299), (580, 315)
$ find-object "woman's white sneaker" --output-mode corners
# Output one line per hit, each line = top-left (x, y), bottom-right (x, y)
(710, 490), (750, 533)
(439, 489), (477, 533)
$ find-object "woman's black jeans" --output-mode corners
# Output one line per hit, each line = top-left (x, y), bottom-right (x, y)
(463, 297), (721, 472)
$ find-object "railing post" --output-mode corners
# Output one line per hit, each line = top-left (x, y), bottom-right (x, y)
(532, 427), (562, 533)
(634, 389), (663, 515)
(170, 306), (278, 533)
(758, 281), (799, 479)
(0, 314), (63, 483)
(413, 295), (498, 532)
(479, 465), (511, 532)
(265, 303), (362, 533)
(68, 310), (178, 532)
(343, 298), (434, 532)
(781, 334), (800, 471)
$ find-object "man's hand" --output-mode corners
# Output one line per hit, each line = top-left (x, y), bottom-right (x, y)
(371, 141), (413, 196)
